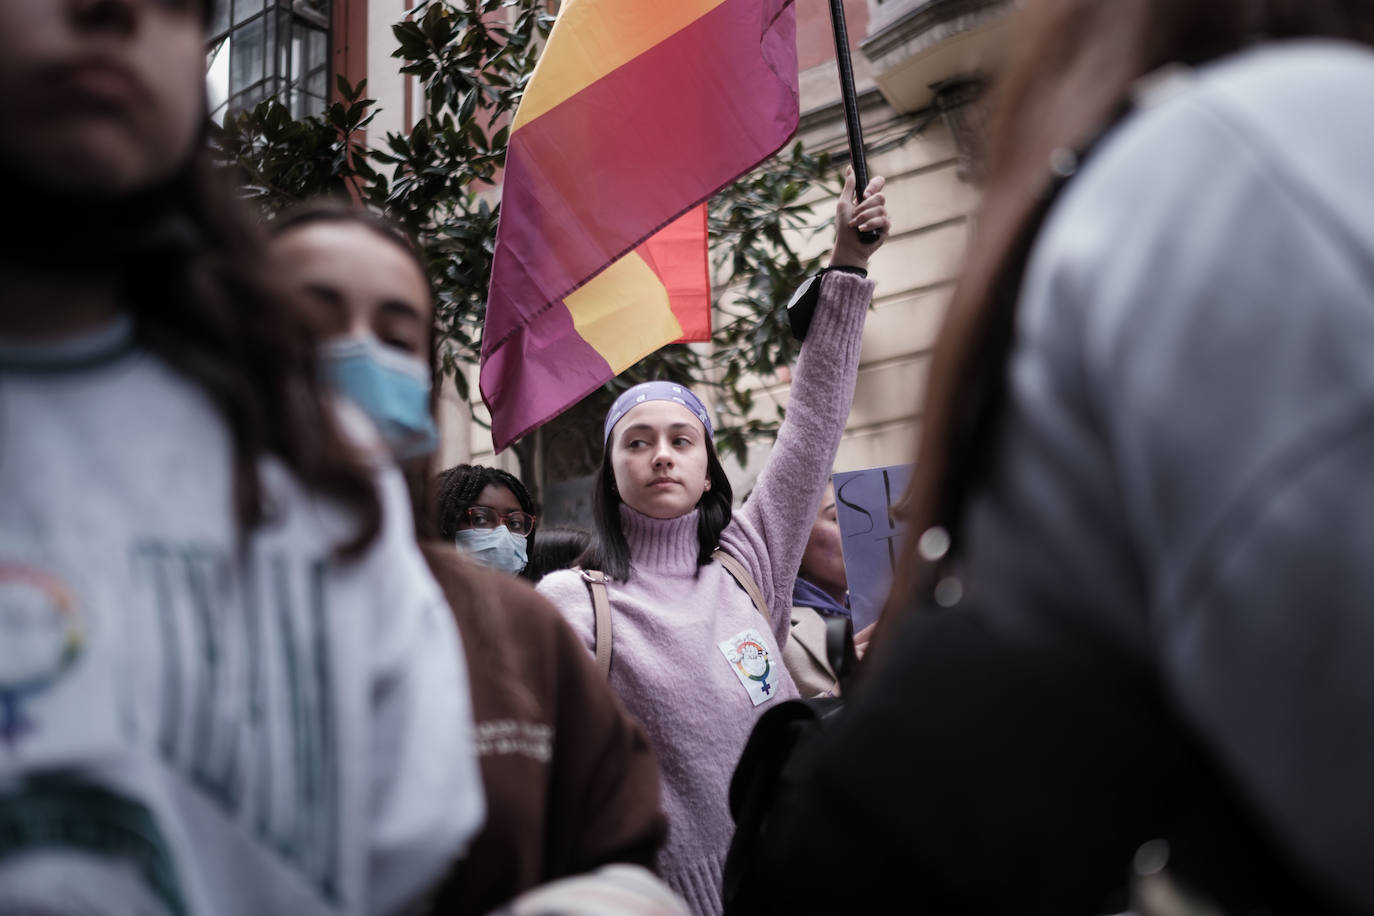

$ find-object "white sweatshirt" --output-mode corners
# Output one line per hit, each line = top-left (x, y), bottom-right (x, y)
(0, 316), (484, 915)
(963, 40), (1374, 911)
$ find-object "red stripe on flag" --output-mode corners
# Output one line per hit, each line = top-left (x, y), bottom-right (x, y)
(637, 204), (711, 343)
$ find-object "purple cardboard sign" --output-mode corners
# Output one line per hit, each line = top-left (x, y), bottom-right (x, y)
(833, 464), (914, 633)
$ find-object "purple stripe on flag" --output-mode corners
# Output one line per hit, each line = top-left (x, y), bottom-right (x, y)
(480, 300), (614, 450)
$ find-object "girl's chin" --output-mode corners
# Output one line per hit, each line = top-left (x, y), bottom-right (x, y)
(631, 498), (695, 520)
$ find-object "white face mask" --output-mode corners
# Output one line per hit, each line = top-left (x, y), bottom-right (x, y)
(453, 526), (528, 574)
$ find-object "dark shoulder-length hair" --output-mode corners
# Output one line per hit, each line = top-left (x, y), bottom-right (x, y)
(525, 525), (593, 581)
(582, 437), (734, 582)
(128, 155), (383, 556)
(876, 0), (1374, 642)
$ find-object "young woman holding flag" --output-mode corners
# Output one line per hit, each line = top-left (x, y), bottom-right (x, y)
(537, 170), (889, 913)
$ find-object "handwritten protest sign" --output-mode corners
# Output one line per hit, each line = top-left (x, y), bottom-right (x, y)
(832, 464), (913, 632)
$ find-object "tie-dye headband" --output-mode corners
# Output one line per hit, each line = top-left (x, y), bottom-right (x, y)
(603, 381), (714, 444)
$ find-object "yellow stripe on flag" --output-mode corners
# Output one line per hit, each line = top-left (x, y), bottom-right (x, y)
(565, 253), (684, 372)
(512, 0), (728, 131)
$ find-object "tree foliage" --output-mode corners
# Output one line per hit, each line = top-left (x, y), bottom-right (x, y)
(212, 0), (838, 468)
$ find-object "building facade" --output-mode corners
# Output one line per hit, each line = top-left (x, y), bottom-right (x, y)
(755, 0), (1011, 482)
(207, 0), (337, 119)
(470, 0), (1015, 505)
(212, 0), (1015, 503)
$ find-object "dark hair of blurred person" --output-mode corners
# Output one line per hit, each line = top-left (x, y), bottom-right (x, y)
(270, 203), (668, 916)
(523, 525), (592, 582)
(740, 2), (1374, 915)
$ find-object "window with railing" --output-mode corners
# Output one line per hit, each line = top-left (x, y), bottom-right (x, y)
(207, 0), (332, 119)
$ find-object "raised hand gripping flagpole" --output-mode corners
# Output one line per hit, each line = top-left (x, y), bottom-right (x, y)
(787, 0), (879, 341)
(827, 0), (881, 244)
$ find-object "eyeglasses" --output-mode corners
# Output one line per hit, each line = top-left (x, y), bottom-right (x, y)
(462, 506), (537, 536)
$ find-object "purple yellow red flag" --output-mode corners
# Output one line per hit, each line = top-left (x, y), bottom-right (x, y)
(480, 0), (799, 450)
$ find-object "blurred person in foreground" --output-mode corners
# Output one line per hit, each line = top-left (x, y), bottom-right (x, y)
(270, 203), (671, 916)
(0, 1), (483, 913)
(737, 1), (1374, 914)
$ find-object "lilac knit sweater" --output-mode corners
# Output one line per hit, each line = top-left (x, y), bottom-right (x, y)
(537, 272), (873, 914)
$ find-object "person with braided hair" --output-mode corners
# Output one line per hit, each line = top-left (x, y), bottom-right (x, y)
(0, 1), (483, 914)
(436, 464), (540, 578)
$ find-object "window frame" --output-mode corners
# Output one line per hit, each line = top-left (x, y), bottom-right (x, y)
(207, 0), (333, 120)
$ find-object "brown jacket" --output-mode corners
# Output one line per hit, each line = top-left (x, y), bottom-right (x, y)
(422, 544), (666, 915)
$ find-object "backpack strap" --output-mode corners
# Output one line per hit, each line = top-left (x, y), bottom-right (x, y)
(581, 552), (765, 680)
(581, 569), (613, 678)
(712, 548), (770, 625)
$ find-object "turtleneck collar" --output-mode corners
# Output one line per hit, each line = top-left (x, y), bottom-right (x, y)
(619, 502), (702, 576)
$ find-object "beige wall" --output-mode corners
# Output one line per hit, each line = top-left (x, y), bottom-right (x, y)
(365, 0), (411, 142)
(717, 61), (978, 494)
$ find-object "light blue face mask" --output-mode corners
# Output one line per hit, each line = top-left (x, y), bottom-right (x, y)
(319, 337), (438, 460)
(454, 526), (529, 574)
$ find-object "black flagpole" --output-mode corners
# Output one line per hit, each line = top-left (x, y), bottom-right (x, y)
(826, 0), (880, 244)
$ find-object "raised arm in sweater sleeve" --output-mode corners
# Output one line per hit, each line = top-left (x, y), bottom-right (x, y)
(723, 174), (885, 635)
(1039, 46), (1374, 913)
(725, 274), (871, 635)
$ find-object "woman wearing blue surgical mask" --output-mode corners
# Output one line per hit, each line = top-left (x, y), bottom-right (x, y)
(435, 465), (539, 577)
(270, 203), (670, 915)
(271, 209), (438, 456)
